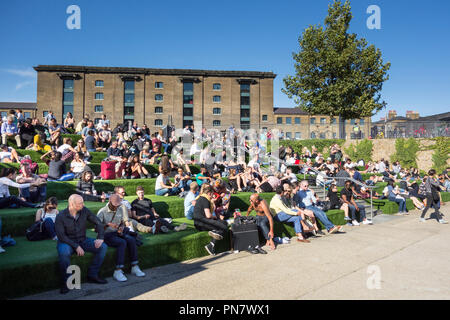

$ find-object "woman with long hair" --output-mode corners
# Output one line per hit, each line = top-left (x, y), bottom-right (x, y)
(75, 171), (106, 202)
(0, 167), (43, 209)
(64, 112), (75, 130)
(33, 197), (59, 240)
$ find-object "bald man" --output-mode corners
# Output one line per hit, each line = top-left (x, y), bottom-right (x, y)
(247, 194), (275, 251)
(55, 194), (108, 294)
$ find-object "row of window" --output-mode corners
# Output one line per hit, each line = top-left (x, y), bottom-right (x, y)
(277, 117), (365, 125)
(93, 92), (223, 103)
(94, 80), (223, 91)
(282, 132), (338, 140)
(1, 111), (32, 119)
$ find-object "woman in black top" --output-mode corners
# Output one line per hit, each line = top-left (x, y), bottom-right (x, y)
(75, 171), (106, 202)
(47, 152), (75, 181)
(326, 184), (349, 221)
(193, 184), (228, 256)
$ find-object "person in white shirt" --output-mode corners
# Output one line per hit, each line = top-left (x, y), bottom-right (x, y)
(0, 167), (43, 209)
(155, 170), (180, 196)
(0, 144), (20, 163)
(34, 197), (59, 241)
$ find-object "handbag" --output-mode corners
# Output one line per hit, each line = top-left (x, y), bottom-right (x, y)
(26, 211), (46, 241)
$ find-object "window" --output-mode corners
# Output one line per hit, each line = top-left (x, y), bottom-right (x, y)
(94, 118), (101, 125)
(286, 132), (292, 139)
(155, 107), (163, 114)
(286, 117), (292, 125)
(63, 79), (74, 89)
(295, 117), (300, 124)
(360, 119), (365, 125)
(124, 80), (135, 121)
(24, 112), (31, 119)
(95, 80), (104, 87)
(155, 94), (163, 101)
(320, 118), (326, 124)
(310, 132), (316, 139)
(155, 119), (163, 127)
(331, 118), (337, 124)
(95, 92), (104, 100)
(295, 132), (301, 140)
(155, 82), (164, 89)
(213, 108), (221, 115)
(320, 133), (326, 139)
(63, 80), (74, 121)
(95, 105), (104, 113)
(277, 117), (283, 124)
(183, 82), (194, 128)
(262, 115), (268, 121)
(240, 83), (250, 129)
(213, 83), (221, 90)
(213, 120), (221, 127)
(213, 95), (221, 103)
(310, 118), (316, 124)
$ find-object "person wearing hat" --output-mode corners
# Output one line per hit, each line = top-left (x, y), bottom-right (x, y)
(97, 194), (146, 282)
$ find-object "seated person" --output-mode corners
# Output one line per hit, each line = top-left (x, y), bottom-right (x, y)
(70, 152), (90, 179)
(174, 167), (192, 193)
(76, 171), (106, 202)
(149, 145), (162, 165)
(16, 162), (47, 203)
(97, 123), (112, 150)
(107, 141), (123, 161)
(365, 174), (384, 186)
(155, 170), (180, 196)
(124, 155), (150, 179)
(326, 184), (350, 221)
(184, 182), (199, 220)
(212, 179), (231, 220)
(246, 193), (275, 251)
(47, 152), (75, 181)
(131, 186), (187, 233)
(33, 197), (59, 241)
(139, 145), (152, 165)
(0, 144), (20, 163)
(256, 173), (281, 194)
(195, 165), (213, 188)
(0, 167), (43, 209)
(27, 133), (51, 152)
(386, 179), (407, 214)
(97, 194), (146, 282)
(193, 184), (229, 256)
(74, 139), (92, 162)
(1, 115), (21, 148)
(85, 130), (99, 152)
(48, 118), (62, 147)
(341, 180), (372, 226)
(57, 137), (76, 162)
(18, 118), (36, 149)
(175, 148), (192, 174)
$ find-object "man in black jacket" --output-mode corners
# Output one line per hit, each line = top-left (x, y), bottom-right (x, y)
(55, 194), (108, 294)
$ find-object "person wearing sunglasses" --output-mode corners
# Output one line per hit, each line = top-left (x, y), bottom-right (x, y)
(33, 197), (59, 241)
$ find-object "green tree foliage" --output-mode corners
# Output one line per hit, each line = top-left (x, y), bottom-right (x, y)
(391, 138), (420, 168)
(282, 0), (391, 120)
(268, 139), (344, 155)
(432, 137), (450, 173)
(344, 139), (373, 163)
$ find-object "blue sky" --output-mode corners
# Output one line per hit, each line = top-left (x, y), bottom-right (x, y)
(0, 0), (449, 121)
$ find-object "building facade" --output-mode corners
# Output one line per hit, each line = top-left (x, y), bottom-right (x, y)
(0, 102), (37, 121)
(34, 65), (276, 132)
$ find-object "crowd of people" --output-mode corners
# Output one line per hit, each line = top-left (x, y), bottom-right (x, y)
(0, 109), (448, 294)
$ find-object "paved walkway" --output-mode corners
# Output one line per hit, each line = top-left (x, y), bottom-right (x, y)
(21, 205), (450, 300)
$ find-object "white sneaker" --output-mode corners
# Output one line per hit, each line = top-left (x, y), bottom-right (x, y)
(352, 220), (360, 226)
(174, 223), (187, 232)
(164, 218), (173, 224)
(0, 246), (5, 254)
(131, 265), (146, 277)
(439, 219), (448, 224)
(113, 269), (127, 282)
(419, 218), (426, 223)
(363, 219), (373, 225)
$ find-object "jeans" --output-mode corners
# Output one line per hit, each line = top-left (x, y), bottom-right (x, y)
(19, 185), (47, 203)
(348, 204), (367, 221)
(255, 215), (271, 240)
(185, 206), (194, 220)
(0, 196), (38, 209)
(48, 173), (75, 182)
(42, 218), (56, 239)
(306, 205), (334, 231)
(57, 238), (108, 285)
(104, 232), (138, 269)
(194, 217), (228, 245)
(388, 195), (406, 213)
(273, 211), (303, 234)
(178, 179), (192, 191)
(155, 187), (180, 196)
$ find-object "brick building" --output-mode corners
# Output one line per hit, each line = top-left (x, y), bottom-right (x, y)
(34, 65), (276, 133)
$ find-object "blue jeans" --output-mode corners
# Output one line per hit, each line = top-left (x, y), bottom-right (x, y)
(185, 206), (194, 220)
(306, 205), (334, 231)
(178, 179), (192, 191)
(348, 204), (367, 221)
(57, 238), (108, 285)
(104, 232), (138, 269)
(273, 211), (303, 234)
(388, 196), (406, 213)
(42, 218), (56, 239)
(19, 185), (47, 203)
(255, 215), (271, 240)
(0, 195), (38, 209)
(155, 187), (180, 196)
(48, 173), (75, 182)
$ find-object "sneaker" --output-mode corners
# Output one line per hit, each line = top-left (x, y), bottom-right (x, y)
(419, 217), (426, 223)
(344, 216), (352, 221)
(439, 219), (448, 224)
(363, 219), (373, 225)
(205, 243), (216, 256)
(254, 245), (267, 254)
(164, 218), (173, 224)
(164, 193), (169, 197)
(352, 220), (360, 226)
(113, 269), (127, 282)
(174, 223), (187, 232)
(328, 226), (339, 234)
(273, 237), (282, 244)
(282, 237), (291, 243)
(0, 246), (5, 254)
(208, 230), (223, 241)
(131, 265), (146, 277)
(161, 226), (170, 233)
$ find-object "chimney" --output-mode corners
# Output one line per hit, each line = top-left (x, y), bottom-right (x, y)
(388, 110), (397, 120)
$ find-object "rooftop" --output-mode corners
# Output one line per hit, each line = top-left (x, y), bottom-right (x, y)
(0, 102), (37, 110)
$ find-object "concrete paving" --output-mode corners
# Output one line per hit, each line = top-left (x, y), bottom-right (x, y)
(20, 205), (450, 300)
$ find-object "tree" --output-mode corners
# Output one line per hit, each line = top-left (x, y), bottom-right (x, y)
(283, 0), (391, 120)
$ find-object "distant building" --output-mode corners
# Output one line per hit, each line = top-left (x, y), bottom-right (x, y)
(0, 102), (37, 120)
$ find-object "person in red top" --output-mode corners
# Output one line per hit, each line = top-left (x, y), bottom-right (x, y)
(151, 133), (162, 152)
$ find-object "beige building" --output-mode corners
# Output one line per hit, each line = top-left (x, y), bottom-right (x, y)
(34, 65), (276, 133)
(273, 107), (371, 140)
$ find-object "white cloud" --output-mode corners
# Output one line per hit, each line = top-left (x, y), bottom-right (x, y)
(15, 81), (34, 91)
(3, 68), (36, 78)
